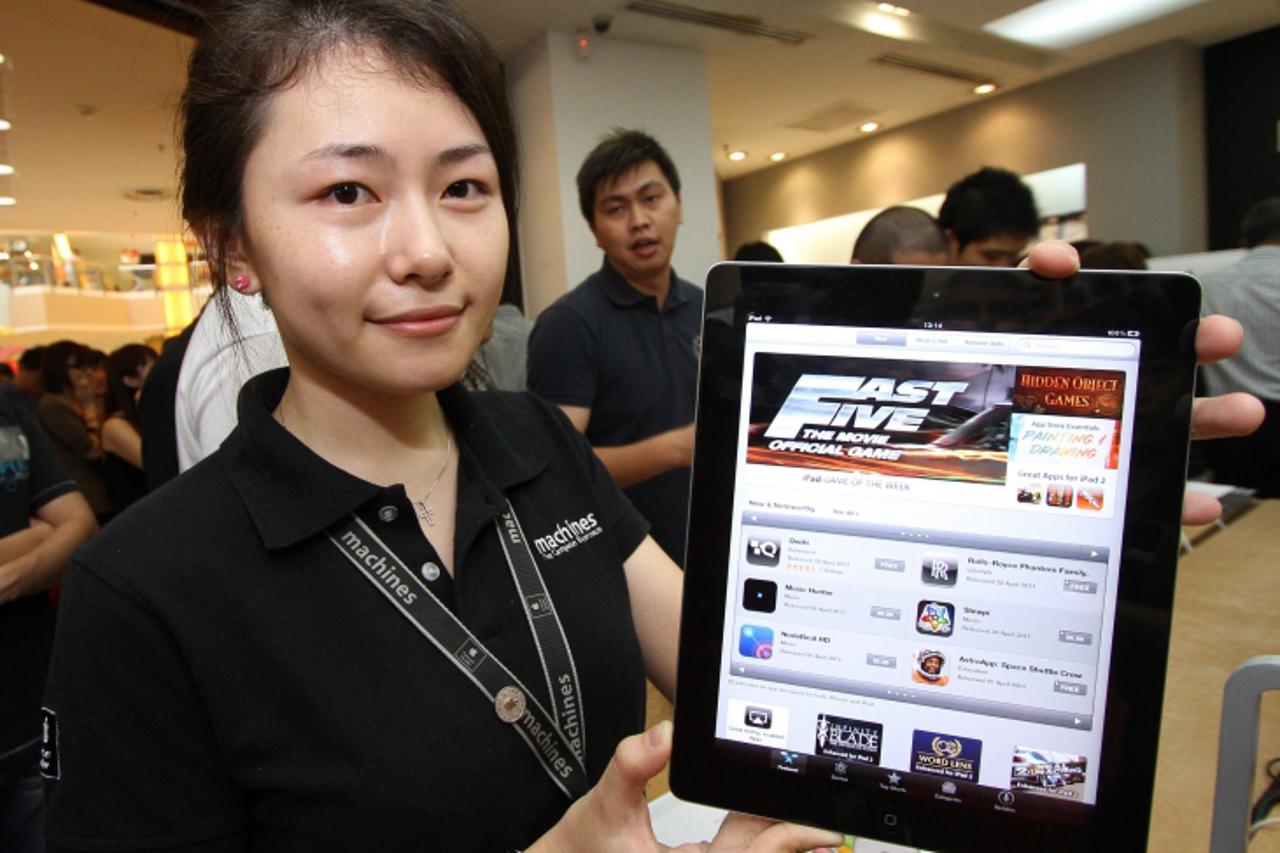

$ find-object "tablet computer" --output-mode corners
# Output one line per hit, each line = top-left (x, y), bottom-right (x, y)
(670, 263), (1200, 852)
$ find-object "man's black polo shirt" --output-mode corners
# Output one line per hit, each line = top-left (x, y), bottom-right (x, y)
(43, 369), (649, 852)
(528, 259), (702, 566)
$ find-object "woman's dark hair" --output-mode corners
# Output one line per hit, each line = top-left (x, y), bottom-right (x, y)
(42, 340), (91, 394)
(105, 344), (157, 426)
(181, 0), (519, 313)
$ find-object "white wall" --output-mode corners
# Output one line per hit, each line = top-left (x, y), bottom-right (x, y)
(508, 32), (721, 317)
(506, 36), (568, 314)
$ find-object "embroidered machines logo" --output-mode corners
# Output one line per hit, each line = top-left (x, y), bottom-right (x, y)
(533, 513), (602, 560)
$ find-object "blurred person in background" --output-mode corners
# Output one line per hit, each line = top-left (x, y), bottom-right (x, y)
(100, 345), (157, 517)
(733, 240), (784, 262)
(938, 167), (1040, 266)
(36, 341), (111, 523)
(1200, 197), (1280, 497)
(0, 386), (96, 853)
(3, 347), (46, 416)
(850, 206), (950, 265)
(78, 350), (110, 434)
(1079, 242), (1149, 270)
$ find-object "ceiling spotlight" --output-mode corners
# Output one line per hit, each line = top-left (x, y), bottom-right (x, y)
(877, 3), (911, 14)
(859, 121), (880, 133)
(0, 120), (10, 131)
(973, 82), (998, 95)
(769, 151), (787, 162)
(0, 164), (13, 176)
(0, 197), (15, 206)
(728, 149), (748, 161)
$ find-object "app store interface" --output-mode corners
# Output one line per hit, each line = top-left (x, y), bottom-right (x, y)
(715, 322), (1139, 809)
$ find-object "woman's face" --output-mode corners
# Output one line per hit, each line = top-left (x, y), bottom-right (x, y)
(66, 359), (93, 396)
(237, 49), (508, 399)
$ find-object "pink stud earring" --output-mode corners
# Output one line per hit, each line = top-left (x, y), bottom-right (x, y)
(231, 274), (251, 292)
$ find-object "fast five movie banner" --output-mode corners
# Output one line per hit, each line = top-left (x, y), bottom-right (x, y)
(748, 354), (1015, 484)
(746, 354), (1126, 485)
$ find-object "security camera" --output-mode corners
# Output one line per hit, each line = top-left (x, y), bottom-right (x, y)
(592, 14), (613, 34)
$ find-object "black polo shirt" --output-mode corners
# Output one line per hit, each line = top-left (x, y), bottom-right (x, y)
(528, 259), (702, 566)
(42, 369), (649, 852)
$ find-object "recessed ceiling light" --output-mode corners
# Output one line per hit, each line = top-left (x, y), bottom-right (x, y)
(878, 3), (911, 14)
(769, 151), (787, 162)
(859, 122), (880, 133)
(973, 83), (998, 95)
(0, 120), (10, 131)
(0, 197), (18, 207)
(728, 149), (748, 161)
(984, 0), (1207, 50)
(0, 164), (12, 175)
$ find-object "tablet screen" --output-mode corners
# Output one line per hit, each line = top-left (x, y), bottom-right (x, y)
(672, 264), (1199, 851)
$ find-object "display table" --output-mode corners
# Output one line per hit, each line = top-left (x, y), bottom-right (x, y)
(646, 500), (1280, 851)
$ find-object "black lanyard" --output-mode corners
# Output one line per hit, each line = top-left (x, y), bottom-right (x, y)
(326, 501), (588, 799)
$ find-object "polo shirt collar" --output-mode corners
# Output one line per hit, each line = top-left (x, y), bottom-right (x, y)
(597, 258), (690, 310)
(224, 367), (547, 551)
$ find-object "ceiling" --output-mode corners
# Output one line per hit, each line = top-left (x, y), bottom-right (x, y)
(0, 0), (1277, 240)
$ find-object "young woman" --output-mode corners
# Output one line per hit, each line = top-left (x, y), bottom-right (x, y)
(98, 344), (156, 515)
(36, 340), (110, 522)
(40, 1), (1259, 851)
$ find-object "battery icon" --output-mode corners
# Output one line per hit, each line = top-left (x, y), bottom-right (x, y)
(1125, 330), (1140, 337)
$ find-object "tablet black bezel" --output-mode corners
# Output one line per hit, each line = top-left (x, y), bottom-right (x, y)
(670, 263), (1200, 852)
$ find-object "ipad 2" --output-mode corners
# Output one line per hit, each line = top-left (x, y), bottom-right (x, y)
(670, 263), (1200, 851)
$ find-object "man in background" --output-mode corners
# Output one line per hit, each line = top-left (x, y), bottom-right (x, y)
(528, 129), (701, 566)
(851, 206), (950, 265)
(938, 167), (1040, 266)
(0, 391), (96, 852)
(1200, 196), (1280, 496)
(2, 348), (46, 417)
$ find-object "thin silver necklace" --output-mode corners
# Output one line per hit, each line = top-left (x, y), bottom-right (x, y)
(412, 435), (453, 526)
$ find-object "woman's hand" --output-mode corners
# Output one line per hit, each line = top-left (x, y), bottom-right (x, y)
(530, 721), (845, 853)
(1023, 241), (1265, 524)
